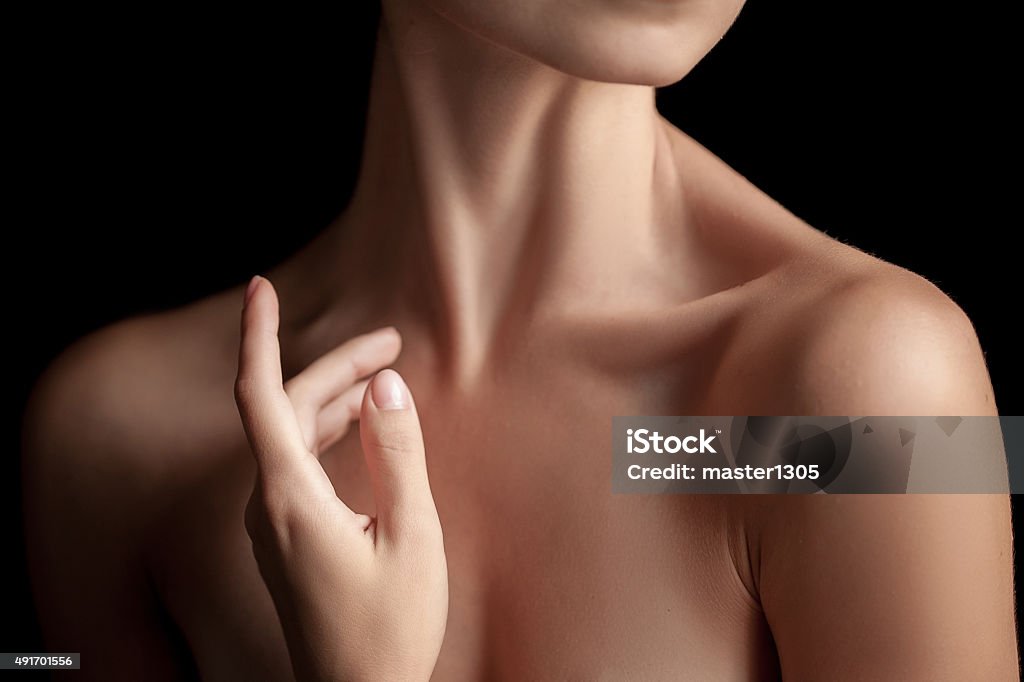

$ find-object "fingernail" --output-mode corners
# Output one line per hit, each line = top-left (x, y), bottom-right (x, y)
(244, 276), (261, 306)
(371, 369), (409, 410)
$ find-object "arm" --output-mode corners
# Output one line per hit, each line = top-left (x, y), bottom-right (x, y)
(761, 494), (1015, 680)
(759, 275), (1018, 680)
(22, 333), (194, 681)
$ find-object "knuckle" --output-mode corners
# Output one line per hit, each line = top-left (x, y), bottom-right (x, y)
(367, 429), (421, 459)
(245, 475), (314, 556)
(234, 376), (258, 406)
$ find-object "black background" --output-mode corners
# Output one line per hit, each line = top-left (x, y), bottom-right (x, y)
(8, 2), (1020, 659)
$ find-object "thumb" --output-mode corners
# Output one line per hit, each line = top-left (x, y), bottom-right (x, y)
(359, 369), (437, 543)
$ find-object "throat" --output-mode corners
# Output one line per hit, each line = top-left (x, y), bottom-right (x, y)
(325, 2), (687, 383)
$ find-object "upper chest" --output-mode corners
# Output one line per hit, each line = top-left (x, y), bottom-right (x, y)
(151, 321), (775, 680)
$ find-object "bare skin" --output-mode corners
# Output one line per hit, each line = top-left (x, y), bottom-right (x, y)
(22, 1), (1017, 680)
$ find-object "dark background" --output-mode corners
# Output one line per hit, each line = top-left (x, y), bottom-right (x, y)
(8, 1), (1020, 660)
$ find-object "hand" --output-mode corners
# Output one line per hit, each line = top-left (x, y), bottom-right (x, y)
(233, 276), (448, 682)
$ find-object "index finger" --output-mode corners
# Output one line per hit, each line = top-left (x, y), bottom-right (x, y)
(234, 276), (309, 471)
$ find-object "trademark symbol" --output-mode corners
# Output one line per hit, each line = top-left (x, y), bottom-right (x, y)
(716, 429), (722, 434)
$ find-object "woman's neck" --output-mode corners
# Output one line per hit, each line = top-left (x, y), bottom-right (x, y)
(328, 2), (687, 379)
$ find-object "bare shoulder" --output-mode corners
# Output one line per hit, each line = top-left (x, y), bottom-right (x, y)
(663, 123), (995, 416)
(23, 285), (244, 481)
(669, 141), (995, 416)
(22, 283), (246, 523)
(21, 283), (248, 556)
(770, 249), (994, 416)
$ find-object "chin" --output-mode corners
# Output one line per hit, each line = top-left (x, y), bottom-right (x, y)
(480, 14), (729, 88)
(551, 35), (718, 87)
(418, 0), (742, 86)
